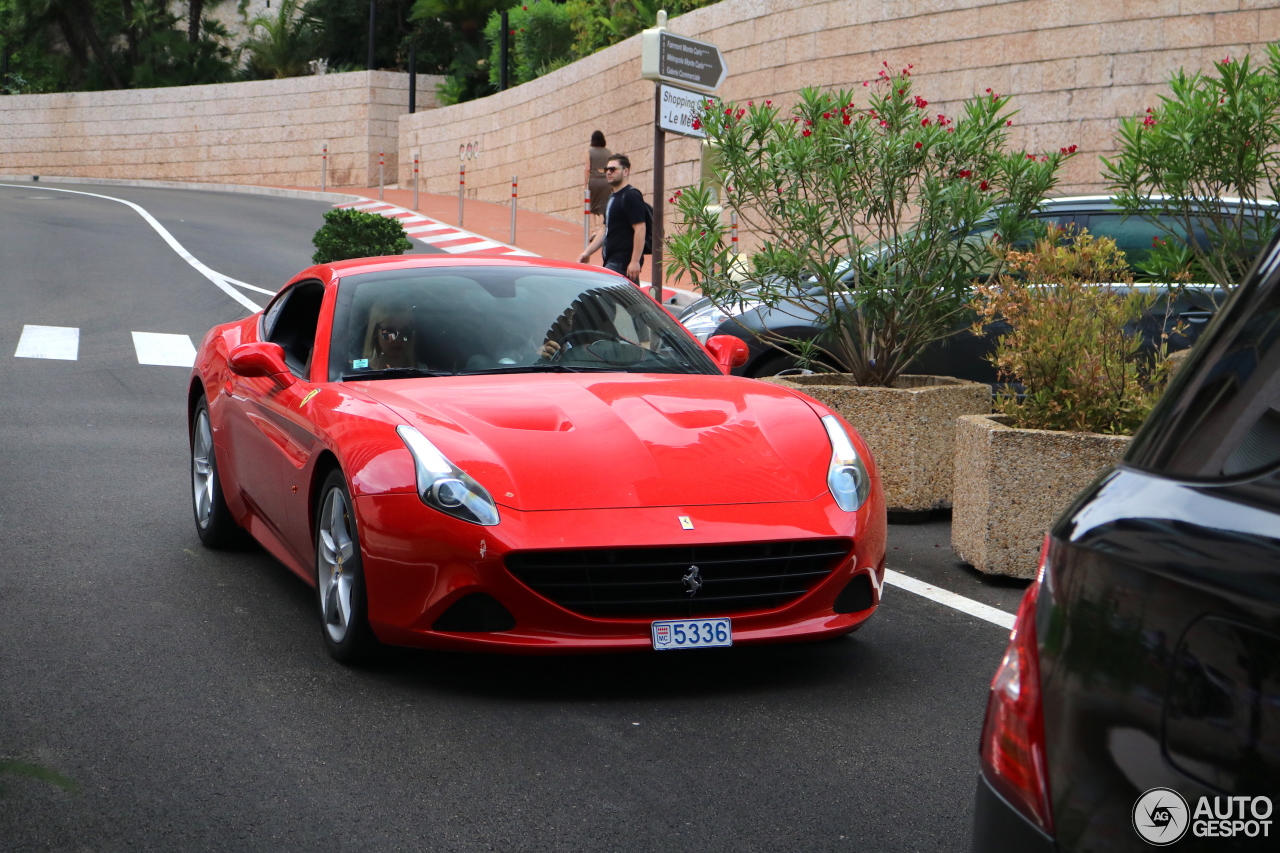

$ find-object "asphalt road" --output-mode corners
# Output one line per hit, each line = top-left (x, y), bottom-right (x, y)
(0, 181), (1027, 852)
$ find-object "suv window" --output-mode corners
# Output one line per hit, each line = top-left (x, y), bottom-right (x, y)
(1077, 214), (1209, 269)
(1126, 236), (1280, 479)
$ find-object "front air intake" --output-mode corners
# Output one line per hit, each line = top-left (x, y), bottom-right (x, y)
(505, 539), (851, 619)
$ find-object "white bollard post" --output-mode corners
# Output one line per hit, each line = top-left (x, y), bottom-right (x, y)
(321, 142), (328, 192)
(510, 176), (518, 245)
(412, 154), (419, 210)
(378, 152), (384, 200)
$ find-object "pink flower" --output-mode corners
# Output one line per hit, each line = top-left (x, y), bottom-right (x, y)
(979, 180), (990, 191)
(843, 115), (852, 125)
(1143, 114), (1156, 127)
(958, 169), (972, 178)
(914, 95), (928, 109)
(914, 141), (923, 149)
(879, 120), (889, 127)
(765, 100), (772, 106)
(823, 112), (832, 119)
(1060, 144), (1078, 154)
(691, 119), (701, 130)
(1026, 154), (1037, 160)
(802, 129), (812, 137)
(1006, 120), (1013, 126)
(921, 118), (930, 126)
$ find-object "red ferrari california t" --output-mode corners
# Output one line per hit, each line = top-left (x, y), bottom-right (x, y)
(188, 256), (886, 661)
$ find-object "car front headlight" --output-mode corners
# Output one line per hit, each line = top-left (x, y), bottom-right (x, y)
(680, 300), (762, 343)
(396, 425), (500, 526)
(822, 415), (871, 512)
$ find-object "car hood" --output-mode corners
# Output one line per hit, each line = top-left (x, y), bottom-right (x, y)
(356, 373), (831, 511)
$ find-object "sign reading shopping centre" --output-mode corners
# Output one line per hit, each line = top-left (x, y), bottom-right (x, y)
(657, 84), (708, 138)
(642, 30), (727, 92)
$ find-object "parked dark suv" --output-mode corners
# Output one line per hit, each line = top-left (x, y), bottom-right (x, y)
(971, 229), (1280, 851)
(677, 196), (1227, 381)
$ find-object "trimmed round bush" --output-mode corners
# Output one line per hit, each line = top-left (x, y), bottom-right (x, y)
(312, 208), (413, 264)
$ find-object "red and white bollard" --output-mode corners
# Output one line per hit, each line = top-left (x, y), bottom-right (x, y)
(378, 151), (385, 200)
(510, 176), (518, 245)
(321, 142), (328, 192)
(412, 154), (419, 210)
(459, 164), (466, 227)
(583, 192), (591, 252)
(730, 211), (739, 255)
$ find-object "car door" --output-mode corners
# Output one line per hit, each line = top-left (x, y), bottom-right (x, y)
(225, 281), (326, 562)
(1040, 236), (1280, 850)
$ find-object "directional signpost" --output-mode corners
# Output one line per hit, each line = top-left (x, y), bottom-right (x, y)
(640, 12), (727, 302)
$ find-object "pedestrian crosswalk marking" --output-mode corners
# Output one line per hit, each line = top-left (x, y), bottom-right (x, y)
(131, 332), (197, 367)
(15, 325), (79, 360)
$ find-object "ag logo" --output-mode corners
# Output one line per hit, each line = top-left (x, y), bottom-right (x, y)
(1133, 787), (1190, 845)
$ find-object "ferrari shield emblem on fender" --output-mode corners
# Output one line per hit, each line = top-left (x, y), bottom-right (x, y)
(678, 516), (694, 529)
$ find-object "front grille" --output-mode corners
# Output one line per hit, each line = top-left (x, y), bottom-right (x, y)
(505, 539), (851, 619)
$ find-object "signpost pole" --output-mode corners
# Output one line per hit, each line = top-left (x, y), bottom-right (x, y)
(651, 81), (665, 304)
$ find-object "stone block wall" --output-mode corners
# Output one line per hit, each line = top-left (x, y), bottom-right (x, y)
(0, 71), (442, 187)
(399, 0), (1280, 244)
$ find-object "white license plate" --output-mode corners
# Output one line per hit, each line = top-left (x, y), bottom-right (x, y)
(651, 617), (732, 650)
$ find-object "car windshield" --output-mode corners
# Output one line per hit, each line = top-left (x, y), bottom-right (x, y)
(328, 266), (720, 381)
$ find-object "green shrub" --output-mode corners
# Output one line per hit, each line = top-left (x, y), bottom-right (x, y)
(311, 209), (412, 264)
(971, 227), (1175, 435)
(1103, 47), (1280, 294)
(667, 73), (1071, 387)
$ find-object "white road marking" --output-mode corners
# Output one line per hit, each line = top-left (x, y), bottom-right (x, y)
(883, 569), (1016, 630)
(442, 240), (505, 253)
(132, 331), (197, 367)
(414, 231), (469, 244)
(15, 325), (79, 360)
(0, 183), (263, 312)
(219, 275), (277, 296)
(404, 223), (453, 234)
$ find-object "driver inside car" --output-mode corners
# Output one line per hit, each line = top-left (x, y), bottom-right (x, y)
(362, 299), (418, 369)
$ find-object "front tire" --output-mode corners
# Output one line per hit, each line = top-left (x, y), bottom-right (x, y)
(315, 470), (377, 663)
(191, 396), (242, 548)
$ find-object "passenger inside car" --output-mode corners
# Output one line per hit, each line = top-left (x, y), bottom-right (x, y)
(362, 299), (418, 369)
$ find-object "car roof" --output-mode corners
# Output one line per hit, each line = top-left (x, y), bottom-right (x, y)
(290, 254), (628, 288)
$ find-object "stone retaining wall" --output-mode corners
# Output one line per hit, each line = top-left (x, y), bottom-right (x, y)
(0, 71), (442, 188)
(400, 0), (1280, 244)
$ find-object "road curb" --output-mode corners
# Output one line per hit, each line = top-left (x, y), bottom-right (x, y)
(0, 174), (354, 204)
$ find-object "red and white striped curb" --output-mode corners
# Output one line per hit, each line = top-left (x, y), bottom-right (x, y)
(334, 198), (536, 257)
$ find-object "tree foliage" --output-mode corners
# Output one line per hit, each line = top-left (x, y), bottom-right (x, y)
(1103, 48), (1280, 296)
(666, 70), (1070, 387)
(241, 0), (318, 79)
(0, 0), (235, 92)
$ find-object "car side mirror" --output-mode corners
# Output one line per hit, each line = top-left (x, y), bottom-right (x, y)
(228, 342), (292, 379)
(705, 335), (749, 373)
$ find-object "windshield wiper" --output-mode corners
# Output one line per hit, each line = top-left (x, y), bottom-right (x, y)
(341, 367), (451, 381)
(458, 363), (617, 375)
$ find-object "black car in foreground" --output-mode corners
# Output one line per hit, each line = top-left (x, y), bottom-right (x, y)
(678, 196), (1229, 381)
(972, 230), (1280, 850)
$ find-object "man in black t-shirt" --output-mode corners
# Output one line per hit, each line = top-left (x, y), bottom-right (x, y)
(578, 154), (647, 283)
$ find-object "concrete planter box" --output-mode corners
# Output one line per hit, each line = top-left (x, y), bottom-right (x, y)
(952, 414), (1131, 578)
(763, 374), (991, 513)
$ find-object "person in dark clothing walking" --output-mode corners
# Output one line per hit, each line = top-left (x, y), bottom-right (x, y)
(578, 154), (647, 283)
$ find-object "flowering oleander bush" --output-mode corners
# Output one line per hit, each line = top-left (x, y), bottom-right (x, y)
(312, 209), (412, 264)
(665, 68), (1073, 387)
(1104, 47), (1280, 293)
(971, 227), (1175, 435)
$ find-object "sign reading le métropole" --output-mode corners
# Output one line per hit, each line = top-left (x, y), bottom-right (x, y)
(657, 84), (708, 139)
